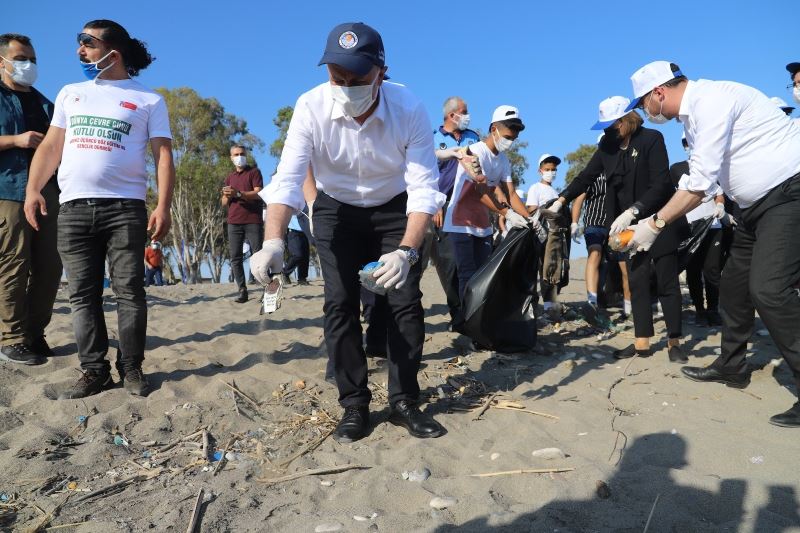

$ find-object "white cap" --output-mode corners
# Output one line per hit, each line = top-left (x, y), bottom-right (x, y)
(591, 96), (632, 130)
(538, 153), (561, 167)
(625, 61), (684, 111)
(491, 105), (521, 123)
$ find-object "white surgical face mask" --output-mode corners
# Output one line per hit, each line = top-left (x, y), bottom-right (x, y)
(454, 113), (470, 130)
(232, 155), (246, 167)
(541, 170), (556, 183)
(793, 85), (800, 105)
(330, 74), (378, 118)
(492, 129), (513, 152)
(0, 56), (38, 87)
(644, 92), (669, 125)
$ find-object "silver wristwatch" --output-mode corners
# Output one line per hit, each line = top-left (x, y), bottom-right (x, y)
(398, 246), (419, 266)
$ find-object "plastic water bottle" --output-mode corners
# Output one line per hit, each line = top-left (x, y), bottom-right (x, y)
(609, 229), (634, 252)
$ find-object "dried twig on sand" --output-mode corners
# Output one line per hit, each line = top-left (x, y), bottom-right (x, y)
(277, 426), (335, 469)
(258, 464), (370, 485)
(642, 493), (661, 533)
(469, 467), (575, 478)
(471, 397), (558, 421)
(185, 488), (204, 533)
(213, 437), (236, 476)
(23, 494), (69, 533)
(158, 428), (206, 454)
(201, 430), (209, 462)
(73, 469), (161, 503)
(219, 379), (261, 412)
(471, 392), (499, 421)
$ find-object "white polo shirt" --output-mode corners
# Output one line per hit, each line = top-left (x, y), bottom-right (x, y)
(676, 79), (800, 208)
(261, 82), (445, 215)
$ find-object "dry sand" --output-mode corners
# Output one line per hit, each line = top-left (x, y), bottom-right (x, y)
(1, 258), (799, 532)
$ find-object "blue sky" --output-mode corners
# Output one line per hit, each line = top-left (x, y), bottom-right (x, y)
(10, 1), (797, 193)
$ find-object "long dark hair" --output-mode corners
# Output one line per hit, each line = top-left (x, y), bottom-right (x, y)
(83, 19), (154, 77)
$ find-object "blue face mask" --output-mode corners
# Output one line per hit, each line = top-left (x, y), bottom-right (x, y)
(79, 50), (116, 80)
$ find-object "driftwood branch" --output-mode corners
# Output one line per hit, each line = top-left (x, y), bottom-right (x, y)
(258, 464), (370, 485)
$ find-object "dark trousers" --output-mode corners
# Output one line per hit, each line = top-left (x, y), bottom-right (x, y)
(228, 223), (262, 291)
(0, 180), (62, 346)
(628, 251), (682, 339)
(430, 205), (463, 326)
(713, 175), (800, 395)
(283, 229), (310, 281)
(449, 232), (493, 300)
(686, 224), (723, 313)
(145, 267), (164, 287)
(313, 191), (424, 408)
(57, 199), (147, 372)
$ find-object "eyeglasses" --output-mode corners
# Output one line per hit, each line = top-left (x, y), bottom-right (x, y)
(77, 33), (105, 47)
(787, 82), (800, 90)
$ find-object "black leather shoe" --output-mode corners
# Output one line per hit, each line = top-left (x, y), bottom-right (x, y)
(29, 336), (56, 358)
(235, 289), (248, 303)
(613, 344), (651, 360)
(681, 365), (750, 388)
(388, 400), (445, 439)
(333, 405), (370, 443)
(668, 345), (688, 363)
(768, 402), (800, 428)
(707, 310), (723, 327)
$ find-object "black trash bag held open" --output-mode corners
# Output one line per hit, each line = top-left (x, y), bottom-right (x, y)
(462, 227), (539, 352)
(678, 216), (715, 272)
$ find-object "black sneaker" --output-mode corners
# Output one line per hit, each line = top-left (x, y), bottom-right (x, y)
(59, 370), (113, 399)
(281, 273), (293, 286)
(707, 310), (723, 327)
(29, 336), (56, 358)
(235, 289), (248, 303)
(0, 343), (44, 365)
(122, 367), (150, 397)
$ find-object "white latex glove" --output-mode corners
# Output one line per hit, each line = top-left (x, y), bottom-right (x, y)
(610, 208), (637, 235)
(250, 238), (285, 285)
(626, 218), (660, 253)
(307, 201), (315, 236)
(528, 213), (548, 243)
(435, 147), (463, 161)
(504, 210), (528, 230)
(570, 222), (583, 243)
(544, 200), (563, 216)
(373, 249), (410, 290)
(713, 202), (725, 220)
(720, 213), (738, 227)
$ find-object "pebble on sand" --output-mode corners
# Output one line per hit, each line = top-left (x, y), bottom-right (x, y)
(315, 522), (343, 532)
(532, 447), (566, 460)
(490, 453), (500, 461)
(429, 496), (458, 510)
(402, 468), (431, 482)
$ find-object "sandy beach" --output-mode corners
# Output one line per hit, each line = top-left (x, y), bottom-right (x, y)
(1, 258), (799, 532)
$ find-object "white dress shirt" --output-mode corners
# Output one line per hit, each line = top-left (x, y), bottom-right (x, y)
(677, 79), (800, 208)
(260, 82), (445, 215)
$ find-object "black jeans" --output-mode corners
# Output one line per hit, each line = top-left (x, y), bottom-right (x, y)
(283, 229), (310, 281)
(449, 232), (493, 300)
(686, 224), (723, 313)
(628, 251), (682, 339)
(430, 204), (463, 327)
(57, 199), (147, 372)
(713, 174), (800, 395)
(313, 191), (424, 408)
(228, 223), (262, 291)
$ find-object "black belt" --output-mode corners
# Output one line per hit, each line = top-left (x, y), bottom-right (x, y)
(62, 198), (145, 207)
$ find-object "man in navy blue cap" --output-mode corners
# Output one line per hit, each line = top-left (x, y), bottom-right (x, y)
(252, 22), (447, 443)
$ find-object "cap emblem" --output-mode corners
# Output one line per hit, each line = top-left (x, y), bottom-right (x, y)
(338, 31), (358, 49)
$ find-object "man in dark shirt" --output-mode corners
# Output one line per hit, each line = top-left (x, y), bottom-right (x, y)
(0, 34), (61, 364)
(221, 144), (264, 303)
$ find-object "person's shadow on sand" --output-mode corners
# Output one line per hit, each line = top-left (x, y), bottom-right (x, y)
(433, 432), (799, 532)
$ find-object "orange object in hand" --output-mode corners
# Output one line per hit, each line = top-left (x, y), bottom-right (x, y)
(609, 229), (634, 252)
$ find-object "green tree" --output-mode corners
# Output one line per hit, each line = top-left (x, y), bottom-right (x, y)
(269, 106), (294, 163)
(149, 87), (264, 283)
(564, 143), (597, 185)
(506, 140), (529, 188)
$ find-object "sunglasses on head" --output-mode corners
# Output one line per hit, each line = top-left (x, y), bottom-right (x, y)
(77, 32), (105, 47)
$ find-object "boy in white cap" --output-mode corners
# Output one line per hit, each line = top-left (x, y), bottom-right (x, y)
(623, 60), (800, 428)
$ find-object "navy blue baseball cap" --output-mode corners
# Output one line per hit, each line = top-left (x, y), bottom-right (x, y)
(318, 22), (386, 77)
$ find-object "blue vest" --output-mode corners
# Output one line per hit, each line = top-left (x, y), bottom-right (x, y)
(0, 81), (54, 202)
(433, 126), (479, 198)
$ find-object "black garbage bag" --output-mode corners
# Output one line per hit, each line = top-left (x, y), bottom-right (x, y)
(462, 226), (539, 352)
(678, 216), (715, 271)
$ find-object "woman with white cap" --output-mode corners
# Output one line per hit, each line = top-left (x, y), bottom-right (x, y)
(546, 96), (687, 363)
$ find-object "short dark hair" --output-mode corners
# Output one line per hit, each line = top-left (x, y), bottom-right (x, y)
(492, 118), (525, 132)
(662, 62), (688, 88)
(0, 34), (32, 55)
(230, 144), (246, 153)
(83, 20), (154, 77)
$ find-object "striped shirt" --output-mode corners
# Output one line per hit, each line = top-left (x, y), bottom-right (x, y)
(583, 174), (608, 228)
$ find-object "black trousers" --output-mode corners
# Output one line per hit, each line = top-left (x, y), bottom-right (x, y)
(686, 224), (723, 313)
(429, 203), (463, 327)
(713, 175), (800, 395)
(228, 223), (262, 291)
(628, 251), (682, 339)
(283, 229), (310, 281)
(313, 191), (424, 408)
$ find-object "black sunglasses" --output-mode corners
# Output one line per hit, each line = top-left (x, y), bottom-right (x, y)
(77, 32), (106, 47)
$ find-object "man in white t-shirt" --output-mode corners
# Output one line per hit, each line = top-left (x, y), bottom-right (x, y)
(442, 105), (532, 301)
(24, 19), (175, 399)
(526, 154), (567, 318)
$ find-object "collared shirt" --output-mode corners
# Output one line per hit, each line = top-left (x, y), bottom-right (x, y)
(224, 166), (264, 224)
(433, 125), (480, 197)
(261, 82), (445, 215)
(677, 79), (800, 208)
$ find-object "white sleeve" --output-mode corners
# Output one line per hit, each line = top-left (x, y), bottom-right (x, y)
(260, 95), (314, 212)
(148, 97), (172, 139)
(50, 87), (67, 129)
(501, 155), (513, 183)
(525, 185), (539, 207)
(403, 102), (446, 215)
